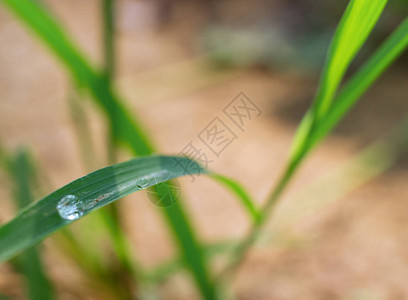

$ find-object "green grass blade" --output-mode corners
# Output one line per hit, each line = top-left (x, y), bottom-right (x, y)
(312, 0), (388, 118)
(7, 150), (54, 300)
(217, 1), (402, 281)
(67, 89), (98, 171)
(18, 247), (54, 300)
(0, 155), (204, 262)
(1, 145), (121, 297)
(68, 89), (143, 297)
(146, 240), (239, 282)
(102, 0), (117, 163)
(210, 174), (260, 223)
(100, 2), (137, 289)
(273, 5), (407, 238)
(102, 0), (115, 81)
(268, 117), (408, 244)
(289, 0), (388, 161)
(290, 18), (408, 164)
(307, 18), (408, 153)
(2, 1), (216, 298)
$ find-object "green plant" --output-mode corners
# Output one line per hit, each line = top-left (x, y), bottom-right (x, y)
(0, 147), (54, 300)
(0, 0), (407, 299)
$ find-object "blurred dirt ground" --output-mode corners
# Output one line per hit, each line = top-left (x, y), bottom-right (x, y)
(1, 0), (408, 299)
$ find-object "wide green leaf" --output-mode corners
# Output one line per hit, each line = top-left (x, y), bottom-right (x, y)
(0, 155), (205, 263)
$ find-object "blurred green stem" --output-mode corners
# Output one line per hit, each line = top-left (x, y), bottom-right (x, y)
(102, 1), (140, 297)
(103, 0), (114, 81)
(7, 149), (54, 300)
(68, 89), (97, 171)
(103, 0), (117, 164)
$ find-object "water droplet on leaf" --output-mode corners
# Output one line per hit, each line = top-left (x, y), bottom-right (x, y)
(57, 195), (84, 220)
(137, 177), (149, 189)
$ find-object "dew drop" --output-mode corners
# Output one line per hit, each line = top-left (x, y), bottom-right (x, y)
(137, 177), (149, 189)
(57, 195), (84, 220)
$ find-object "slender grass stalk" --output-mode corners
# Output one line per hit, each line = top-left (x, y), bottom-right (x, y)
(218, 6), (408, 281)
(69, 77), (139, 298)
(102, 0), (117, 164)
(101, 2), (137, 291)
(289, 0), (388, 163)
(1, 149), (54, 300)
(68, 86), (145, 297)
(55, 226), (139, 299)
(311, 0), (388, 119)
(1, 145), (129, 297)
(103, 0), (115, 81)
(68, 89), (98, 171)
(306, 17), (408, 154)
(269, 116), (408, 242)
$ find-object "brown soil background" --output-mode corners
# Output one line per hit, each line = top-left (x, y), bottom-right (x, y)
(1, 1), (408, 299)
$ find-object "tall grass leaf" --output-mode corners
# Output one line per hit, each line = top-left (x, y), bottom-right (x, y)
(7, 149), (54, 300)
(102, 0), (115, 81)
(102, 0), (117, 163)
(270, 7), (406, 235)
(2, 1), (216, 298)
(217, 1), (400, 280)
(312, 0), (388, 118)
(100, 0), (137, 285)
(289, 0), (388, 162)
(306, 17), (408, 153)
